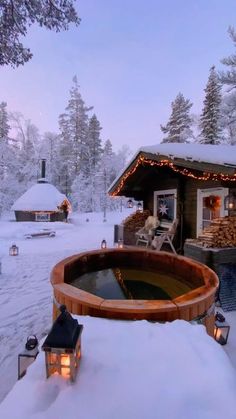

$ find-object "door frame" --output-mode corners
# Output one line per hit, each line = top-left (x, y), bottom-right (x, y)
(196, 187), (228, 237)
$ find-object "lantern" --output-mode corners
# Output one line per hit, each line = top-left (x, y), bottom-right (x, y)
(137, 202), (143, 212)
(214, 312), (230, 345)
(224, 193), (236, 213)
(117, 239), (124, 248)
(127, 199), (134, 209)
(9, 244), (19, 256)
(42, 305), (83, 382)
(101, 239), (107, 249)
(18, 335), (39, 379)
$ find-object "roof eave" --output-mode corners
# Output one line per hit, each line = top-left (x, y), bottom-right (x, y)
(108, 151), (236, 196)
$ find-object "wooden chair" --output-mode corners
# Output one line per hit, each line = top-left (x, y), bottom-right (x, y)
(136, 216), (160, 247)
(151, 219), (179, 254)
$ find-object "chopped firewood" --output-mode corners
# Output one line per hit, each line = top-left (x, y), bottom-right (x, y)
(122, 210), (150, 231)
(195, 216), (236, 248)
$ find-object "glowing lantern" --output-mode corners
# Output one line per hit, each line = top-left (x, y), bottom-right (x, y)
(9, 244), (19, 256)
(101, 239), (107, 249)
(214, 312), (230, 345)
(18, 335), (39, 379)
(42, 305), (83, 382)
(117, 239), (124, 248)
(127, 199), (134, 208)
(136, 202), (143, 212)
(224, 193), (236, 213)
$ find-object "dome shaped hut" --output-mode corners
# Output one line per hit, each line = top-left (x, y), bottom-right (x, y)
(11, 160), (71, 222)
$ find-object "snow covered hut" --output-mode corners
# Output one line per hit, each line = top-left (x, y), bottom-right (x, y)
(11, 160), (71, 222)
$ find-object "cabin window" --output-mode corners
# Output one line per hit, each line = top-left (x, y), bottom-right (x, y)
(35, 213), (50, 222)
(153, 189), (177, 223)
(197, 188), (228, 236)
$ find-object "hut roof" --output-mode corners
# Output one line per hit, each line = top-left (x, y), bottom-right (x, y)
(11, 182), (69, 212)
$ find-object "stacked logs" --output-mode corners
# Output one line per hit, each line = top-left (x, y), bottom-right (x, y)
(122, 210), (150, 231)
(198, 216), (236, 248)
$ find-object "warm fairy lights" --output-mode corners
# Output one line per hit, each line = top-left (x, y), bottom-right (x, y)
(110, 155), (236, 196)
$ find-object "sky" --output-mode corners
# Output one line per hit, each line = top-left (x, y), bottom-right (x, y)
(0, 0), (236, 152)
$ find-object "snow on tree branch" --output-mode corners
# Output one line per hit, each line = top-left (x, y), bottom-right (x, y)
(0, 0), (80, 67)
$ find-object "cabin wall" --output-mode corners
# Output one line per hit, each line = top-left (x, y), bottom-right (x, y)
(14, 211), (65, 222)
(140, 168), (229, 245)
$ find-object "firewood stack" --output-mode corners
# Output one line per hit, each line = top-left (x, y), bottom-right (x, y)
(197, 216), (236, 248)
(122, 210), (150, 232)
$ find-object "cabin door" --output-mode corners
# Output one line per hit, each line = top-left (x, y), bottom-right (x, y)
(196, 188), (228, 236)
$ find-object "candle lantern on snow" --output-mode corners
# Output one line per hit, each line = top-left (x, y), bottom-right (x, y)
(101, 239), (107, 249)
(127, 199), (134, 209)
(18, 335), (39, 379)
(42, 305), (83, 382)
(9, 244), (19, 256)
(214, 312), (230, 345)
(117, 239), (124, 248)
(136, 202), (143, 212)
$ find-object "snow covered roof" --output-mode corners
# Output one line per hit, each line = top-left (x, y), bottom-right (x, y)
(140, 143), (236, 166)
(11, 182), (69, 211)
(108, 143), (236, 194)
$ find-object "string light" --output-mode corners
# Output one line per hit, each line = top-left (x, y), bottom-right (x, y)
(110, 155), (236, 196)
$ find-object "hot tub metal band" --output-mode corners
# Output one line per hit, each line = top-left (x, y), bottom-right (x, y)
(190, 302), (215, 325)
(53, 297), (215, 325)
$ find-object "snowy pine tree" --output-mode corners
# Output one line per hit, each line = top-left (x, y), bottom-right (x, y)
(220, 92), (236, 145)
(161, 93), (193, 143)
(199, 66), (222, 144)
(57, 113), (74, 194)
(65, 76), (92, 176)
(0, 102), (15, 180)
(0, 103), (21, 213)
(0, 102), (10, 141)
(220, 26), (236, 88)
(87, 114), (102, 170)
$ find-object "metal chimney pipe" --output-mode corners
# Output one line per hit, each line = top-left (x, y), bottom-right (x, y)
(41, 159), (46, 179)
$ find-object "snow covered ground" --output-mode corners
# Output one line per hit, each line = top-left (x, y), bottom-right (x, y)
(0, 209), (132, 402)
(1, 317), (236, 419)
(0, 208), (236, 418)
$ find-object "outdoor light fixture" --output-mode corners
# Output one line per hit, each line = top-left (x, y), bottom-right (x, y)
(224, 192), (236, 213)
(214, 312), (230, 345)
(101, 239), (107, 249)
(18, 335), (39, 379)
(136, 202), (143, 212)
(9, 244), (19, 256)
(117, 239), (124, 248)
(127, 199), (134, 209)
(42, 305), (83, 382)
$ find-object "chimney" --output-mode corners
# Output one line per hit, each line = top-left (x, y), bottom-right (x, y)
(41, 159), (46, 178)
(38, 159), (47, 183)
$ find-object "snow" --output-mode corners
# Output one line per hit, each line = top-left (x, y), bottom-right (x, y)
(1, 318), (236, 419)
(1, 209), (236, 419)
(140, 143), (236, 166)
(11, 182), (68, 211)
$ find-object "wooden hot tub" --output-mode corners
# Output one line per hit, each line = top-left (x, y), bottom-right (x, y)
(51, 248), (219, 336)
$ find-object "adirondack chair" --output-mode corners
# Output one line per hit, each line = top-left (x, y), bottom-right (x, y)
(151, 219), (179, 254)
(135, 216), (160, 247)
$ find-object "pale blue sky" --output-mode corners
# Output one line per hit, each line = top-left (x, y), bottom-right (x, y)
(0, 0), (235, 151)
